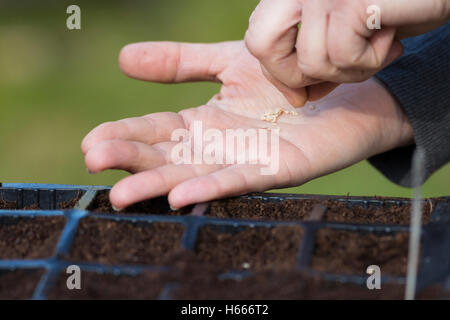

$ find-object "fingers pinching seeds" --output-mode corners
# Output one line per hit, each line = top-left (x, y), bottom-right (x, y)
(297, 0), (402, 82)
(247, 0), (405, 93)
(245, 0), (317, 106)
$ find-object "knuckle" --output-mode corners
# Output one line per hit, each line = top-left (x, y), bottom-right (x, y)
(297, 58), (341, 82)
(244, 30), (270, 59)
(329, 51), (354, 69)
(330, 48), (380, 70)
(297, 59), (322, 79)
(283, 75), (305, 88)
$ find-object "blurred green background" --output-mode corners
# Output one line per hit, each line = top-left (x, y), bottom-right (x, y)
(0, 0), (448, 197)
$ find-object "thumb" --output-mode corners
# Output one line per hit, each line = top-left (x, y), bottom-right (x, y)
(261, 64), (310, 107)
(119, 41), (238, 83)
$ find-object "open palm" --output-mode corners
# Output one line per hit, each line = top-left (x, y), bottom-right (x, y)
(82, 40), (412, 209)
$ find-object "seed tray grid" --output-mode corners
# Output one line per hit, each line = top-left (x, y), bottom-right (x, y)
(0, 183), (449, 300)
(243, 192), (417, 206)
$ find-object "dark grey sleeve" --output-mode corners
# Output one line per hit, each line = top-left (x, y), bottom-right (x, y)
(370, 22), (450, 187)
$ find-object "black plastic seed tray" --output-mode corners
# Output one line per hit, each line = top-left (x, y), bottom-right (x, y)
(0, 183), (449, 300)
(0, 185), (86, 210)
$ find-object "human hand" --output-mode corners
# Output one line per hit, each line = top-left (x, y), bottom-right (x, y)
(245, 0), (450, 106)
(82, 40), (413, 210)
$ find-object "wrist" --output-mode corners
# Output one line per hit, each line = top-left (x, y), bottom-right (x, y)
(371, 77), (414, 148)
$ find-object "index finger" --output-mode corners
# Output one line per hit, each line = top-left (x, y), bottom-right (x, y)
(119, 41), (239, 83)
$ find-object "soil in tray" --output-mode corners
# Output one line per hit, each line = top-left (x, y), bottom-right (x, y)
(47, 268), (444, 300)
(0, 192), (83, 210)
(323, 199), (433, 225)
(207, 197), (432, 224)
(171, 270), (445, 300)
(208, 198), (315, 221)
(46, 253), (447, 300)
(0, 216), (66, 259)
(67, 218), (185, 265)
(47, 270), (175, 300)
(194, 225), (303, 271)
(0, 199), (16, 210)
(311, 228), (409, 276)
(88, 190), (193, 215)
(0, 269), (45, 299)
(58, 191), (84, 210)
(170, 270), (408, 300)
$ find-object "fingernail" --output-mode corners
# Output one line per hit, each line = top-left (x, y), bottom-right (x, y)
(86, 168), (95, 174)
(170, 205), (179, 211)
(112, 204), (123, 212)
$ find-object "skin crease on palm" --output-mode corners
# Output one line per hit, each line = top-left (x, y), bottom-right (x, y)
(81, 40), (414, 210)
